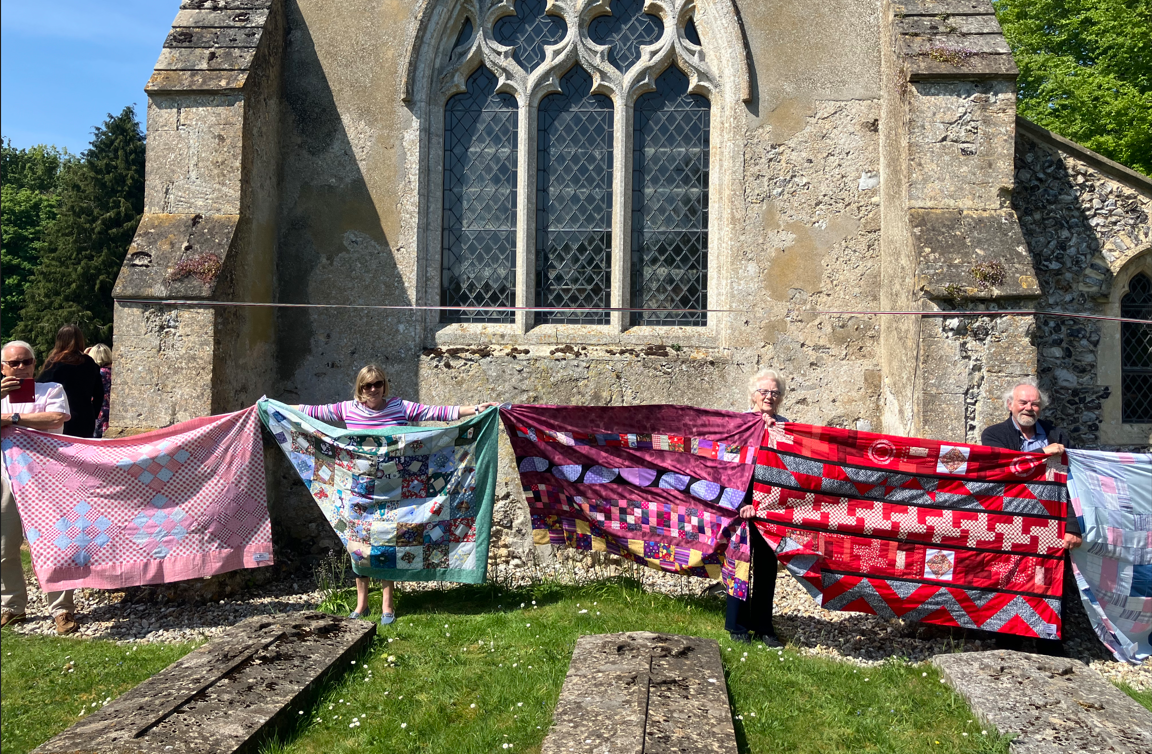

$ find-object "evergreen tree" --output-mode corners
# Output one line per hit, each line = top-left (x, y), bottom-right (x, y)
(12, 107), (145, 357)
(1, 142), (70, 341)
(995, 0), (1152, 175)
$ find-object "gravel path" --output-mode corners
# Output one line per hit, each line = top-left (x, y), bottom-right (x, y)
(7, 559), (1148, 691)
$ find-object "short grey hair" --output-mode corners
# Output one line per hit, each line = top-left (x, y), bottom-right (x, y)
(2, 340), (35, 360)
(748, 368), (788, 406)
(1004, 378), (1049, 410)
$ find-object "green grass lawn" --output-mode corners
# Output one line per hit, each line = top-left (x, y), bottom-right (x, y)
(0, 630), (198, 752)
(0, 577), (1022, 754)
(1118, 683), (1152, 713)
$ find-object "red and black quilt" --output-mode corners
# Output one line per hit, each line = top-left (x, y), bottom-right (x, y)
(753, 423), (1070, 639)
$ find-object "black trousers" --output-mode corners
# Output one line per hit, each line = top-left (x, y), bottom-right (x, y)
(725, 524), (778, 637)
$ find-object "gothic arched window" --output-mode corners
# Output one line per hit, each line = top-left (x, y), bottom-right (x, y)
(435, 0), (716, 329)
(1121, 272), (1152, 423)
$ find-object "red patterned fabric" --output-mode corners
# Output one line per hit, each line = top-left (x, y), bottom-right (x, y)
(753, 423), (1070, 639)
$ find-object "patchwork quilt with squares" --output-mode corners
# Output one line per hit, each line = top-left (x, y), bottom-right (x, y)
(501, 404), (764, 597)
(1067, 449), (1152, 664)
(2, 406), (272, 591)
(259, 399), (499, 583)
(753, 423), (1072, 639)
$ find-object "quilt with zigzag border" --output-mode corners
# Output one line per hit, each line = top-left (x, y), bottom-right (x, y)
(752, 423), (1071, 639)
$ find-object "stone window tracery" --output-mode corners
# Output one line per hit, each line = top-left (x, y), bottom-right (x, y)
(1121, 272), (1152, 423)
(435, 0), (717, 330)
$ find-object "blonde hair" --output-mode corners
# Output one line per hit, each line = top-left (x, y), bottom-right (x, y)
(353, 364), (390, 403)
(748, 368), (788, 407)
(86, 344), (113, 367)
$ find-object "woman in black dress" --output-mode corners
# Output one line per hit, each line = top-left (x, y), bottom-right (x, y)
(37, 325), (104, 438)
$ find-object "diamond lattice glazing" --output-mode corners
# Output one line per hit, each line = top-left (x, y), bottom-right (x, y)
(1121, 272), (1152, 423)
(441, 67), (518, 323)
(536, 66), (613, 324)
(494, 0), (567, 72)
(588, 0), (662, 72)
(630, 67), (709, 326)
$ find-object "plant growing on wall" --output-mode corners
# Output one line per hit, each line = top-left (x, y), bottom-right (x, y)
(994, 0), (1152, 175)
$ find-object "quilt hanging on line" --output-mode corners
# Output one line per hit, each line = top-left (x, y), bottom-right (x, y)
(1067, 449), (1152, 664)
(752, 423), (1071, 639)
(259, 399), (499, 583)
(2, 406), (273, 591)
(500, 404), (764, 597)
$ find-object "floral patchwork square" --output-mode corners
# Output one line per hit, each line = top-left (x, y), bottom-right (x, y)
(427, 472), (450, 497)
(423, 543), (449, 569)
(289, 451), (314, 482)
(401, 476), (428, 499)
(450, 494), (476, 519)
(423, 522), (449, 545)
(396, 522), (424, 547)
(449, 541), (476, 569)
(313, 458), (336, 486)
(369, 546), (396, 569)
(397, 546), (423, 569)
(428, 448), (456, 474)
(400, 455), (430, 477)
(450, 517), (476, 543)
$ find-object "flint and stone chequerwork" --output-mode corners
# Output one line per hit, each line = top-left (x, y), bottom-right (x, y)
(111, 0), (1151, 561)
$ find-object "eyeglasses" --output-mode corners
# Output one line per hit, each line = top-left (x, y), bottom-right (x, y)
(2, 359), (34, 368)
(754, 389), (782, 398)
(362, 381), (385, 391)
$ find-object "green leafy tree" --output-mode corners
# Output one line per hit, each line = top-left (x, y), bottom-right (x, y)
(995, 0), (1152, 175)
(12, 107), (145, 357)
(1, 142), (70, 341)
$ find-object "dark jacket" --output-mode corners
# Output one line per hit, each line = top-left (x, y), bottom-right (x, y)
(38, 355), (104, 438)
(981, 416), (1079, 536)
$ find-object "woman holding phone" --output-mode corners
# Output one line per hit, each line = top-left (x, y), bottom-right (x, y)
(0, 340), (79, 634)
(295, 363), (499, 625)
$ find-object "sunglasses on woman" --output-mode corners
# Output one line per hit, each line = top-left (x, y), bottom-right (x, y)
(362, 381), (385, 391)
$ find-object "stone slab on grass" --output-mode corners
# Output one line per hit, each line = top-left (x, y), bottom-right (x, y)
(933, 650), (1152, 754)
(542, 632), (736, 754)
(34, 611), (375, 754)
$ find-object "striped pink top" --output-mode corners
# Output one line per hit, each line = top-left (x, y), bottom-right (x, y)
(300, 397), (459, 430)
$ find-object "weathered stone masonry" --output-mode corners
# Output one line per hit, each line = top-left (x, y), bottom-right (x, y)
(112, 0), (1151, 562)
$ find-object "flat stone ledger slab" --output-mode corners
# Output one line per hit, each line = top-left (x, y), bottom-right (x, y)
(543, 632), (737, 754)
(34, 611), (375, 754)
(933, 650), (1152, 754)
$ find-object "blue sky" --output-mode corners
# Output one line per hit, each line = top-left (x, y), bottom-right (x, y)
(1, 1), (179, 155)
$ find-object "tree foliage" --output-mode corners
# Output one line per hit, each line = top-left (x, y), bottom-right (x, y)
(995, 0), (1152, 175)
(11, 107), (146, 358)
(0, 143), (71, 342)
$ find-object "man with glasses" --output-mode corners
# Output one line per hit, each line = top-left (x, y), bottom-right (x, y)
(980, 378), (1079, 655)
(0, 340), (78, 634)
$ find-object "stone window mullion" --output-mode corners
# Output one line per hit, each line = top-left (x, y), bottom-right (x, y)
(515, 97), (537, 334)
(609, 98), (635, 333)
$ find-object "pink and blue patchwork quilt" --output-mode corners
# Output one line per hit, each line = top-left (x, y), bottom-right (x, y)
(260, 399), (499, 583)
(2, 406), (272, 591)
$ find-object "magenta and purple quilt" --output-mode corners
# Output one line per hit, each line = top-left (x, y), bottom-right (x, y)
(500, 404), (763, 596)
(2, 406), (273, 591)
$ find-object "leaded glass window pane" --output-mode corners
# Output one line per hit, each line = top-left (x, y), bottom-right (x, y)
(588, 0), (662, 72)
(631, 66), (709, 326)
(441, 66), (518, 324)
(1121, 272), (1152, 423)
(494, 0), (566, 72)
(536, 66), (613, 325)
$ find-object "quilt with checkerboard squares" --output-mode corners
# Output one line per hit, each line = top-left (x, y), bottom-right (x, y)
(259, 399), (499, 583)
(753, 423), (1072, 639)
(501, 403), (764, 598)
(2, 406), (272, 591)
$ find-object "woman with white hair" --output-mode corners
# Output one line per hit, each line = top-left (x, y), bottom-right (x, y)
(295, 364), (499, 626)
(726, 368), (790, 646)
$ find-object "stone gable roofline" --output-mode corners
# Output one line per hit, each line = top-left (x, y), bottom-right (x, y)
(1016, 116), (1152, 196)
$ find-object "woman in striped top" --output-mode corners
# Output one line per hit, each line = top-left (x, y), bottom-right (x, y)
(299, 364), (499, 624)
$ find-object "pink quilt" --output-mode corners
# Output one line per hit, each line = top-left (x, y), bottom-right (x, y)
(2, 406), (272, 591)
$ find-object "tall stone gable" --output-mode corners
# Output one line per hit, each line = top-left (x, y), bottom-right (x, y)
(112, 0), (1149, 557)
